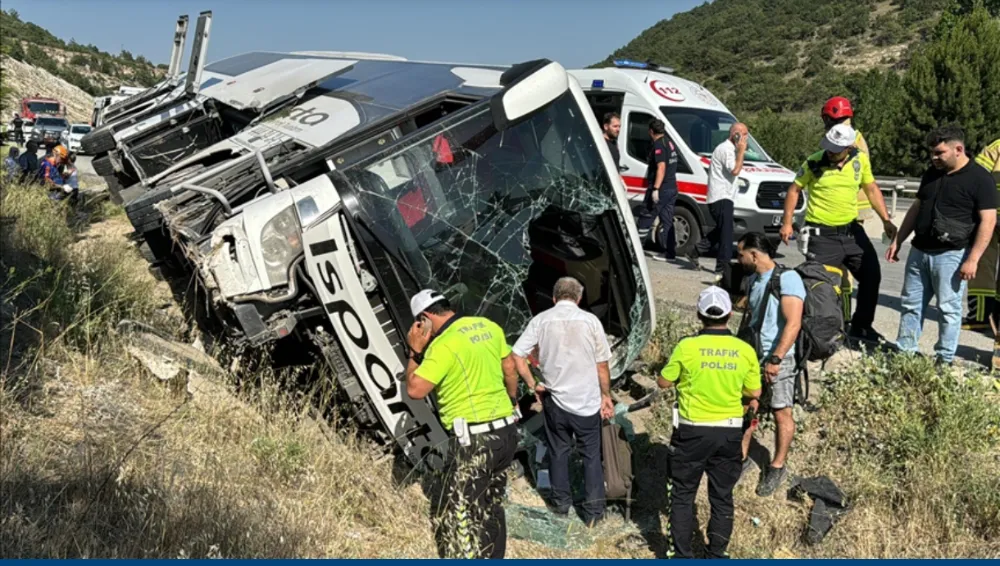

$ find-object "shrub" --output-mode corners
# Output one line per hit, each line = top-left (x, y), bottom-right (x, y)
(639, 302), (700, 370)
(1, 182), (161, 355)
(819, 350), (1000, 541)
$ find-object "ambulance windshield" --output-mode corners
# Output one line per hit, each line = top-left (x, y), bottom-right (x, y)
(659, 107), (770, 163)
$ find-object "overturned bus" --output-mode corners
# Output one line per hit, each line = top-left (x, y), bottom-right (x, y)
(136, 58), (656, 469)
(86, 11), (407, 209)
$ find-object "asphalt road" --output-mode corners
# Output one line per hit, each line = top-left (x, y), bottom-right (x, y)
(646, 221), (995, 367)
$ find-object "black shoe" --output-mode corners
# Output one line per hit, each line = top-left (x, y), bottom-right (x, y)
(546, 501), (570, 516)
(584, 513), (605, 528)
(685, 250), (701, 268)
(756, 465), (788, 497)
(848, 326), (887, 344)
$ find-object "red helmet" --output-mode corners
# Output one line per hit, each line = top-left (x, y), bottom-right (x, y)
(822, 96), (854, 120)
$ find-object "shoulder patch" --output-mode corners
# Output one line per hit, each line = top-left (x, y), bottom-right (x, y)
(655, 148), (662, 155)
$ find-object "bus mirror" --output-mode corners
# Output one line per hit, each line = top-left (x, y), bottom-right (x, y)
(491, 59), (568, 131)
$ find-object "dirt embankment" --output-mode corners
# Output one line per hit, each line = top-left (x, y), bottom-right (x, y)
(1, 55), (95, 123)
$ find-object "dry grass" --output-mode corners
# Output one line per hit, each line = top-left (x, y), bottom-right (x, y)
(637, 326), (1000, 558)
(1, 181), (998, 558)
(0, 181), (438, 558)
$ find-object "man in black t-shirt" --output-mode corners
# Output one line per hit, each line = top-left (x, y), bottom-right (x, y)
(636, 119), (680, 262)
(602, 112), (621, 172)
(886, 125), (997, 364)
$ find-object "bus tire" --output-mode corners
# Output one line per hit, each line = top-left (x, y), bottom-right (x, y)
(80, 126), (116, 155)
(92, 154), (115, 177)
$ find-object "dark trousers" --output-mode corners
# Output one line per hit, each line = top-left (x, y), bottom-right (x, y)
(806, 221), (881, 331)
(696, 199), (735, 274)
(439, 424), (517, 559)
(542, 398), (605, 520)
(637, 186), (678, 258)
(669, 425), (742, 559)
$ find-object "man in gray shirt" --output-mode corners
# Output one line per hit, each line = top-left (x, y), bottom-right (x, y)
(513, 277), (614, 525)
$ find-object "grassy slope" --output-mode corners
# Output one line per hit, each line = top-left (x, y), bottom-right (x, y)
(1, 183), (998, 558)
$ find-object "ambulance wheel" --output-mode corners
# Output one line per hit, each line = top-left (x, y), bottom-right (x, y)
(673, 206), (700, 256)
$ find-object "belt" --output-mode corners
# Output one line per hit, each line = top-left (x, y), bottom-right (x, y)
(468, 415), (517, 435)
(678, 417), (743, 429)
(804, 222), (857, 236)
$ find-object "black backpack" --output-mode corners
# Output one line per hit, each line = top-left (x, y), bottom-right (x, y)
(738, 261), (845, 404)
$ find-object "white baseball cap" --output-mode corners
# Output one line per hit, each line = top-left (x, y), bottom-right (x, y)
(410, 289), (447, 318)
(697, 286), (732, 319)
(820, 123), (858, 153)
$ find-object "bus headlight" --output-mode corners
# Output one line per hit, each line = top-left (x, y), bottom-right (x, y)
(259, 206), (302, 285)
(737, 177), (751, 194)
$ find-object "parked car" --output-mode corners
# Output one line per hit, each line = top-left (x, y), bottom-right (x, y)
(61, 123), (93, 153)
(29, 116), (70, 146)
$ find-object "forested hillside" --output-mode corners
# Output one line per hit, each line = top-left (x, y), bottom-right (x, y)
(0, 9), (166, 97)
(599, 0), (1000, 176)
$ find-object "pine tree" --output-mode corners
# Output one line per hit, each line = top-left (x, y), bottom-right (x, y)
(902, 3), (1000, 169)
(853, 70), (912, 175)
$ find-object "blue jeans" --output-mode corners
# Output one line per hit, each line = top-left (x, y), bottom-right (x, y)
(896, 248), (968, 362)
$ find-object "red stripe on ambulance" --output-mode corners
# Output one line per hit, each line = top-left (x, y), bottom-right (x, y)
(622, 175), (708, 203)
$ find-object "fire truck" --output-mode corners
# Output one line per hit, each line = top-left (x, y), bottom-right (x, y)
(20, 95), (65, 120)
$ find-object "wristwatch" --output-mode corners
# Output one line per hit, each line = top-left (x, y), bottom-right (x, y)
(410, 350), (424, 364)
(766, 354), (782, 366)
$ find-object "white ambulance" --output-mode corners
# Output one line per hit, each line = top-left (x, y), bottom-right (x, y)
(569, 60), (805, 255)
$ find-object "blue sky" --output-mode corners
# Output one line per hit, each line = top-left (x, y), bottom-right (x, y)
(4, 0), (706, 68)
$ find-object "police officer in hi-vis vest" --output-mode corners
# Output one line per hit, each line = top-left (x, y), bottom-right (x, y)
(658, 286), (762, 558)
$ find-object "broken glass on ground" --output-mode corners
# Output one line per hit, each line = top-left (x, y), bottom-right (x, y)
(505, 403), (642, 550)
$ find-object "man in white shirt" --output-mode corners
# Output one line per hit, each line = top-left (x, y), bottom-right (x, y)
(512, 277), (614, 526)
(690, 123), (749, 281)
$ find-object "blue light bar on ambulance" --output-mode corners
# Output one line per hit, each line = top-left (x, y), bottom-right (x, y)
(612, 58), (675, 74)
(591, 79), (604, 88)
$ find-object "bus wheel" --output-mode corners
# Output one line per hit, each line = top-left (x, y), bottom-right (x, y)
(673, 206), (700, 256)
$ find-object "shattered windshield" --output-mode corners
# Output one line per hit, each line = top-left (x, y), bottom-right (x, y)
(28, 101), (61, 115)
(35, 118), (68, 129)
(339, 91), (651, 373)
(659, 106), (770, 163)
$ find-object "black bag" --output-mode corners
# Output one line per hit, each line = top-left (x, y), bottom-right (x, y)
(794, 262), (846, 362)
(931, 192), (976, 247)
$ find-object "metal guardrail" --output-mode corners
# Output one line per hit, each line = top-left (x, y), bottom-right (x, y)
(874, 176), (921, 219)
